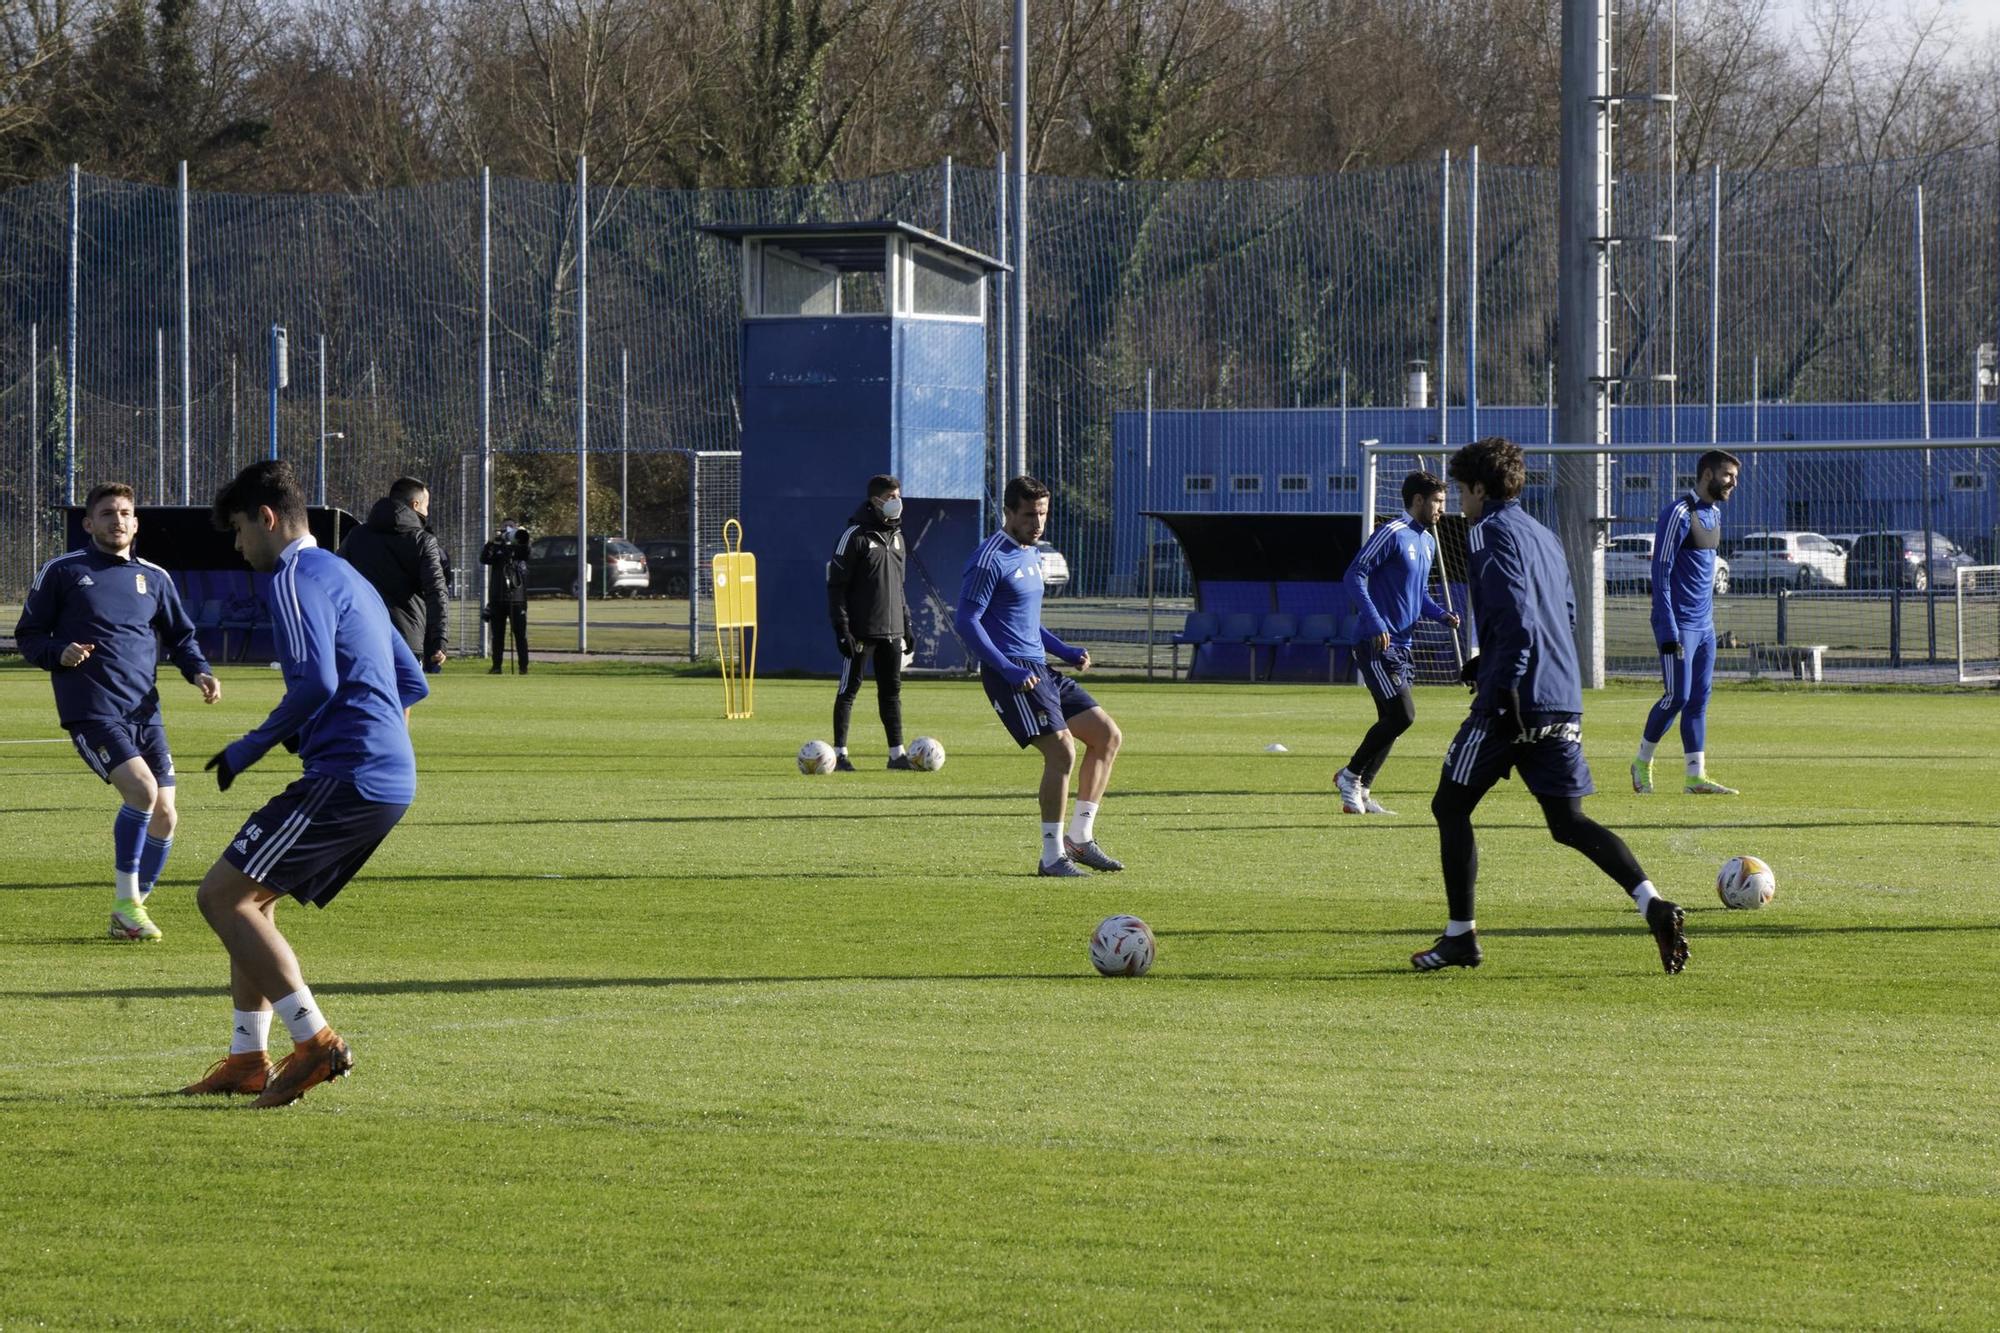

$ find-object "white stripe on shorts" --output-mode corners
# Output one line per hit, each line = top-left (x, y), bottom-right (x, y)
(245, 778), (338, 882)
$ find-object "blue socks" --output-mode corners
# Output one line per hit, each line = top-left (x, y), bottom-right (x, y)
(113, 805), (151, 902)
(139, 835), (173, 899)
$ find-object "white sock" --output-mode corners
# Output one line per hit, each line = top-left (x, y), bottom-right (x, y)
(1636, 738), (1658, 763)
(114, 870), (141, 903)
(272, 988), (327, 1044)
(1631, 881), (1659, 915)
(1445, 919), (1476, 937)
(1686, 751), (1705, 778)
(1068, 800), (1099, 844)
(1041, 822), (1063, 865)
(230, 1008), (273, 1055)
(836, 745), (848, 756)
(889, 744), (906, 758)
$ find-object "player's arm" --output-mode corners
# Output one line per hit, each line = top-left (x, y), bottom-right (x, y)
(1039, 626), (1085, 668)
(1420, 535), (1457, 623)
(1341, 528), (1392, 642)
(953, 561), (1030, 685)
(825, 530), (857, 653)
(1470, 530), (1532, 711)
(222, 576), (340, 776)
(152, 572), (219, 700)
(417, 531), (450, 661)
(390, 625), (429, 711)
(11, 570), (72, 671)
(1650, 503), (1687, 650)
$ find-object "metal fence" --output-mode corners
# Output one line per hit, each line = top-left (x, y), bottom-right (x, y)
(3, 147), (1996, 628)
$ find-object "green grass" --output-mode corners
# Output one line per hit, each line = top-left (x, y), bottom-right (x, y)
(1, 665), (1996, 1328)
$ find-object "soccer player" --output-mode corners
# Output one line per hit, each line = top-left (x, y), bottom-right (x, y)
(180, 461), (428, 1107)
(956, 475), (1124, 877)
(13, 482), (221, 941)
(827, 474), (915, 771)
(1632, 449), (1742, 795)
(1334, 470), (1462, 815)
(1413, 437), (1688, 975)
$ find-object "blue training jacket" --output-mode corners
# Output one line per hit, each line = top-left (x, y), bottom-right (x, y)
(223, 537), (429, 804)
(14, 545), (211, 728)
(1465, 499), (1583, 718)
(1343, 515), (1453, 647)
(954, 530), (1082, 687)
(1650, 491), (1723, 644)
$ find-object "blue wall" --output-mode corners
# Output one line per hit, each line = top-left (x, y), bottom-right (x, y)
(1111, 403), (2000, 592)
(740, 313), (988, 673)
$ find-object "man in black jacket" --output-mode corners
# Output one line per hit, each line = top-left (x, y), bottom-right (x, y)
(827, 475), (915, 771)
(338, 477), (449, 671)
(480, 522), (532, 674)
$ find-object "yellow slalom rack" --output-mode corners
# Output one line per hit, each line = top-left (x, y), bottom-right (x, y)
(712, 518), (757, 718)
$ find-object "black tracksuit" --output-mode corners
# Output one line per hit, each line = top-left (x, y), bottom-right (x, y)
(827, 500), (911, 750)
(480, 532), (531, 672)
(338, 497), (450, 662)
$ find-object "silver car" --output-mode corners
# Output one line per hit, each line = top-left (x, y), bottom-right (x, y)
(1604, 533), (1731, 595)
(1727, 531), (1847, 590)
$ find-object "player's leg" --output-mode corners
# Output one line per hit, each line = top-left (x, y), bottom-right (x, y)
(1063, 704), (1124, 870)
(1030, 730), (1085, 875)
(876, 639), (911, 768)
(134, 725), (178, 903)
(1537, 794), (1687, 974)
(1413, 714), (1505, 970)
(831, 645), (866, 771)
(1344, 674), (1416, 815)
(1633, 647), (1693, 793)
(102, 747), (162, 941)
(1680, 635), (1734, 793)
(182, 891), (278, 1095)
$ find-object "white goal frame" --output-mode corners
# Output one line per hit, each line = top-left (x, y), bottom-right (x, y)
(1957, 565), (2000, 684)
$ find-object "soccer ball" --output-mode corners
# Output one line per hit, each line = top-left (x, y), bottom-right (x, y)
(1089, 914), (1156, 977)
(907, 736), (946, 771)
(1716, 855), (1777, 910)
(796, 740), (837, 775)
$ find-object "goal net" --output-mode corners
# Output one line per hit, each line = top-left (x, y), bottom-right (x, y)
(1958, 566), (2000, 684)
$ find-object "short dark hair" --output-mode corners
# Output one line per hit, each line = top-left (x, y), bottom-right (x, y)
(389, 476), (428, 506)
(1448, 437), (1527, 501)
(1696, 449), (1741, 477)
(83, 482), (135, 513)
(867, 474), (901, 499)
(212, 459), (308, 532)
(1402, 470), (1446, 507)
(1003, 475), (1050, 513)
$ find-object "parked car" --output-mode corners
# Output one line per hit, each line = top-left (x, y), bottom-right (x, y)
(1727, 531), (1847, 590)
(1845, 530), (1976, 591)
(1603, 533), (1731, 595)
(1036, 539), (1071, 592)
(1147, 538), (1190, 598)
(525, 535), (650, 598)
(638, 537), (691, 598)
(1828, 532), (1862, 556)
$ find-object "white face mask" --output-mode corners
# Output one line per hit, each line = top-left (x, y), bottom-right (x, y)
(879, 496), (903, 521)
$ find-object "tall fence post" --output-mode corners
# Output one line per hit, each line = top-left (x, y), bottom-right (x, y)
(1914, 184), (1937, 662)
(689, 454), (702, 659)
(66, 163), (78, 505)
(267, 324), (286, 461)
(1437, 149), (1451, 453)
(1709, 162), (1721, 445)
(620, 345), (630, 539)
(179, 160), (192, 504)
(994, 149), (1008, 524)
(29, 322), (38, 571)
(1144, 367), (1155, 678)
(480, 165), (493, 659)
(317, 334), (328, 505)
(575, 154), (590, 652)
(1011, 0), (1028, 478)
(155, 329), (165, 503)
(942, 155), (953, 240)
(1467, 144), (1480, 443)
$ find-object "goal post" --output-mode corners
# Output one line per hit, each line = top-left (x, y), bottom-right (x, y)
(1362, 437), (1999, 684)
(1958, 566), (2000, 684)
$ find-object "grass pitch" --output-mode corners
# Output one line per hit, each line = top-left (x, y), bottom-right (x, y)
(2, 664), (1996, 1328)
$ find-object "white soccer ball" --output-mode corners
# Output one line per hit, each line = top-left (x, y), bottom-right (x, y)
(1089, 914), (1156, 977)
(907, 736), (946, 771)
(1716, 855), (1777, 910)
(796, 740), (836, 775)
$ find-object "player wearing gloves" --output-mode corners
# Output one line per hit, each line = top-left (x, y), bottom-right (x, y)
(826, 475), (916, 771)
(1413, 437), (1688, 976)
(955, 475), (1124, 877)
(181, 460), (429, 1107)
(1632, 449), (1741, 795)
(1334, 469), (1461, 815)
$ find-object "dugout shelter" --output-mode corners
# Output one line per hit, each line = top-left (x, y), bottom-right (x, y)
(61, 505), (358, 662)
(699, 221), (1008, 675)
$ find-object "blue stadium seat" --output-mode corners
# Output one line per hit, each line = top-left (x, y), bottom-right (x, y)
(1169, 611), (1219, 680)
(1215, 612), (1261, 680)
(1249, 613), (1298, 681)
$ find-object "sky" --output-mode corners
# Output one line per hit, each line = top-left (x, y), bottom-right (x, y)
(1765, 0), (2000, 44)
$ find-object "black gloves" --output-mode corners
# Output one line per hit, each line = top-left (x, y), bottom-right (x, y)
(835, 632), (856, 659)
(281, 733), (301, 754)
(1458, 655), (1480, 688)
(1659, 639), (1682, 657)
(205, 751), (237, 792)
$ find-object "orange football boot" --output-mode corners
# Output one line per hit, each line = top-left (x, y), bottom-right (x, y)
(180, 1052), (274, 1096)
(252, 1029), (354, 1109)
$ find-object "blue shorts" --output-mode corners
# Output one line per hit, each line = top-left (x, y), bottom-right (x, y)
(70, 717), (175, 787)
(1440, 712), (1595, 799)
(982, 662), (1100, 748)
(222, 775), (409, 908)
(1355, 641), (1415, 702)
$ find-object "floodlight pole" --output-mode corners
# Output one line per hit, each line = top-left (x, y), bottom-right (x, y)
(576, 154), (590, 652)
(317, 334), (329, 505)
(267, 324), (287, 460)
(1011, 0), (1028, 478)
(942, 155), (953, 240)
(994, 150), (1009, 525)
